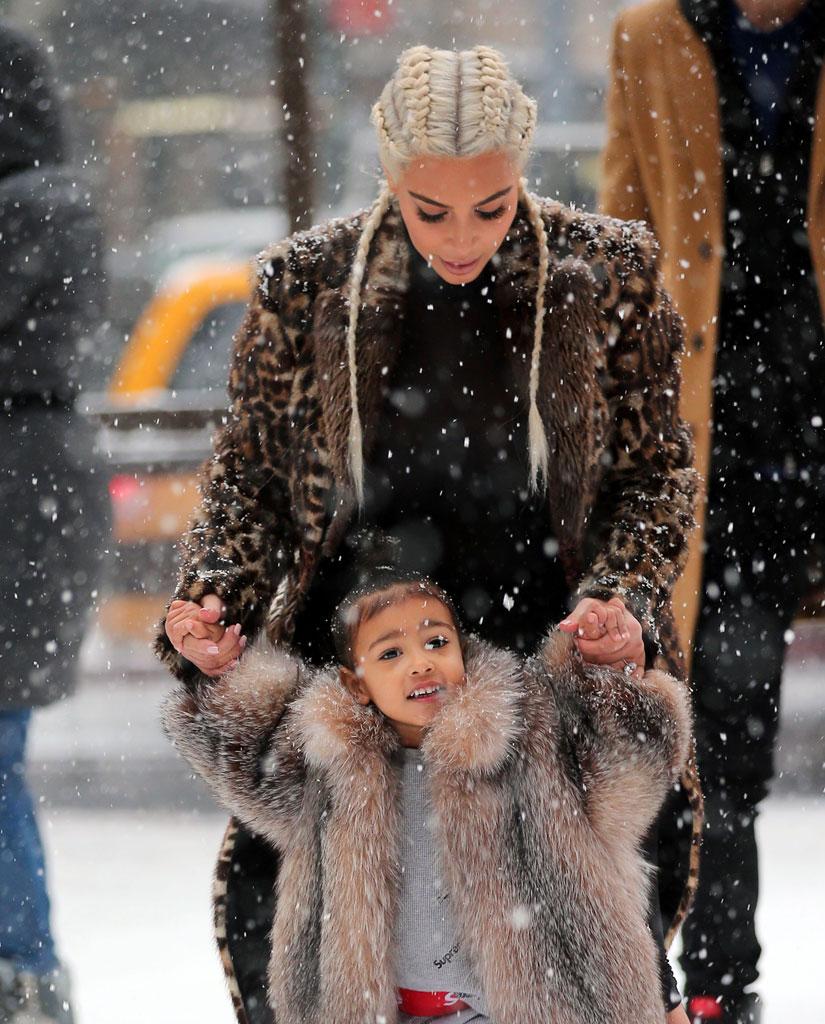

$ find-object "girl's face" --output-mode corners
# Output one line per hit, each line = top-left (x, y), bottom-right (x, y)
(339, 594), (466, 747)
(387, 150), (521, 285)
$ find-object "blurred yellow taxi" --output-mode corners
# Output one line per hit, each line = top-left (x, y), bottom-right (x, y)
(98, 258), (254, 645)
(111, 260), (252, 396)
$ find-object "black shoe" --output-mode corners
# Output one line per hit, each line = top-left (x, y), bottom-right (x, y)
(0, 959), (74, 1024)
(687, 992), (762, 1024)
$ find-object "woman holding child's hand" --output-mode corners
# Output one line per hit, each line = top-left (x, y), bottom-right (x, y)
(560, 596), (646, 680)
(157, 44), (700, 1024)
(164, 596), (245, 677)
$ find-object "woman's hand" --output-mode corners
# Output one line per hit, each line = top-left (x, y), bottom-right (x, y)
(666, 1004), (690, 1024)
(164, 594), (246, 677)
(559, 596), (645, 679)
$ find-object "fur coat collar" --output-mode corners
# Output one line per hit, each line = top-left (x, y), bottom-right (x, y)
(295, 631), (525, 777)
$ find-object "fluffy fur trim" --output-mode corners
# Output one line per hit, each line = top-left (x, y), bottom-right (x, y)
(422, 640), (525, 774)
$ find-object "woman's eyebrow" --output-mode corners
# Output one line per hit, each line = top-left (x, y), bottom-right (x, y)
(408, 185), (513, 209)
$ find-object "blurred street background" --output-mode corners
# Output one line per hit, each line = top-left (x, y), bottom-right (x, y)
(0, 0), (822, 1020)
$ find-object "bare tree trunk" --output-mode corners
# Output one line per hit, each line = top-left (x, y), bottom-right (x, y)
(273, 0), (314, 231)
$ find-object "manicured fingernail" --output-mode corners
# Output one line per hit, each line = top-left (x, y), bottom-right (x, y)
(207, 645), (220, 654)
(234, 623), (242, 636)
(239, 635), (247, 649)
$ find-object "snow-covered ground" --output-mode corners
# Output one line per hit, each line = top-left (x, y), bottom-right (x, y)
(40, 810), (232, 1024)
(37, 799), (825, 1024)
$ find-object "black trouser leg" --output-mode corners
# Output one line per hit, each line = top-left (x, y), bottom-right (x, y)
(681, 787), (764, 995)
(679, 469), (818, 999)
(657, 782), (695, 932)
(681, 600), (787, 996)
(225, 826), (278, 1024)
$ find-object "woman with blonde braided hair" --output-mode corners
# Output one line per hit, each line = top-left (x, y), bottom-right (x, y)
(159, 44), (699, 1024)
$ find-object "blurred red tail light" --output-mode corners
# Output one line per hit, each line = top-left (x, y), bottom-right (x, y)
(109, 474), (143, 506)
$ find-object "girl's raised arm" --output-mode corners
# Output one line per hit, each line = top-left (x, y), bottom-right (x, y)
(162, 645), (308, 846)
(539, 630), (691, 846)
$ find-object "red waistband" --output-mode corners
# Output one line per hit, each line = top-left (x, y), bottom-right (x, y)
(397, 988), (471, 1017)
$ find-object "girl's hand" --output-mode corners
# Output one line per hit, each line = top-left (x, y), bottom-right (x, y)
(165, 594), (246, 677)
(559, 596), (645, 680)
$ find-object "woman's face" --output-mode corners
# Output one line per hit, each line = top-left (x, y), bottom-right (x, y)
(388, 150), (521, 285)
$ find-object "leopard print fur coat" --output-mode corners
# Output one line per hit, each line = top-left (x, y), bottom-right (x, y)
(154, 193), (703, 957)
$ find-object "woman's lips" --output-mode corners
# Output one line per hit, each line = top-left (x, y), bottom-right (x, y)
(440, 255), (481, 276)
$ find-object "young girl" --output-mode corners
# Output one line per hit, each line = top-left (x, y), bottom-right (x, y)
(163, 568), (691, 1024)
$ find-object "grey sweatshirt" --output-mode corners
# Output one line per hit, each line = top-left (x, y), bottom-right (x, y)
(394, 747), (489, 1023)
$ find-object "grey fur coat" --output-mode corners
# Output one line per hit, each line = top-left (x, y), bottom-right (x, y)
(163, 629), (691, 1024)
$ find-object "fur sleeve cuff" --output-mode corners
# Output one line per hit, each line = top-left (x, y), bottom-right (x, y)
(540, 630), (691, 779)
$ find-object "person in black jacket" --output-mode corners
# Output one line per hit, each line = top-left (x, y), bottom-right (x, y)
(0, 22), (106, 1024)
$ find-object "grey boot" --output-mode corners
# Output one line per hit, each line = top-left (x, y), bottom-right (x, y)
(0, 960), (74, 1024)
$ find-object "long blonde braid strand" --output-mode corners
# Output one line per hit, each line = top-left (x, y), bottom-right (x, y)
(345, 185), (393, 506)
(519, 179), (551, 491)
(475, 45), (511, 143)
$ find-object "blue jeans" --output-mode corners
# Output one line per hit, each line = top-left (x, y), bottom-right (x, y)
(0, 709), (58, 972)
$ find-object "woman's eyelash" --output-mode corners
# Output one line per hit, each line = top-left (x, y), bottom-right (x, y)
(416, 208), (447, 223)
(414, 206), (506, 224)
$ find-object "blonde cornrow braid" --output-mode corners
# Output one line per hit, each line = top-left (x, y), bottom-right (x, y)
(519, 92), (538, 158)
(476, 45), (512, 142)
(518, 179), (551, 491)
(398, 45), (433, 150)
(372, 45), (536, 179)
(371, 101), (406, 173)
(345, 185), (394, 506)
